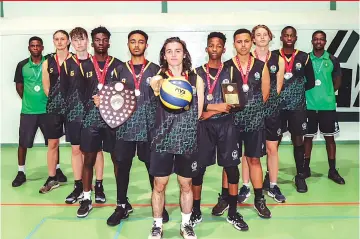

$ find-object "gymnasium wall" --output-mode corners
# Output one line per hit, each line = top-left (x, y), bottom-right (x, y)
(0, 2), (359, 144)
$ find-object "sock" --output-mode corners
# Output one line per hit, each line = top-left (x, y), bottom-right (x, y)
(193, 199), (201, 210)
(75, 179), (82, 185)
(95, 179), (103, 187)
(328, 158), (336, 171)
(181, 212), (191, 226)
(154, 217), (163, 228)
(18, 165), (25, 173)
(254, 188), (263, 201)
(83, 191), (91, 200)
(304, 157), (310, 170)
(227, 195), (237, 217)
(116, 203), (126, 208)
(221, 187), (229, 197)
(270, 182), (277, 189)
(243, 183), (250, 188)
(56, 164), (60, 169)
(294, 145), (305, 174)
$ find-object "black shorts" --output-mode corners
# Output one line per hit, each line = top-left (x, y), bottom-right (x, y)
(149, 151), (198, 178)
(65, 121), (82, 145)
(198, 115), (240, 167)
(80, 126), (115, 153)
(305, 110), (340, 137)
(280, 109), (307, 136)
(19, 114), (48, 148)
(42, 114), (65, 140)
(114, 139), (150, 163)
(239, 130), (266, 158)
(265, 113), (282, 141)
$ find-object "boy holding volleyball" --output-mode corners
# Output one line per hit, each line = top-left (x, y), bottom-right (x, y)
(148, 37), (204, 239)
(190, 32), (248, 231)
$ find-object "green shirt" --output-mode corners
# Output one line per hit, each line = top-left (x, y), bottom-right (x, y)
(305, 51), (341, 111)
(14, 56), (48, 114)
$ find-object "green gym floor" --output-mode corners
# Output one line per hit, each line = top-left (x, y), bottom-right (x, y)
(1, 143), (359, 239)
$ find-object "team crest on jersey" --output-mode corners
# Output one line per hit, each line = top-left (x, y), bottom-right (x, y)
(222, 79), (230, 84)
(192, 86), (197, 95)
(232, 150), (238, 160)
(302, 122), (307, 130)
(254, 72), (260, 80)
(270, 65), (277, 73)
(191, 161), (198, 172)
(70, 71), (75, 76)
(146, 77), (151, 85)
(277, 128), (282, 136)
(296, 62), (302, 70)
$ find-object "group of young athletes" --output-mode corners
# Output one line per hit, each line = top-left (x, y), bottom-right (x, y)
(12, 24), (345, 239)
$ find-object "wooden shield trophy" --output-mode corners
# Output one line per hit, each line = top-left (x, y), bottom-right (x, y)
(98, 81), (136, 128)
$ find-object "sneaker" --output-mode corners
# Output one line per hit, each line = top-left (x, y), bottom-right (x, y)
(95, 183), (106, 203)
(162, 208), (169, 223)
(268, 185), (286, 203)
(254, 196), (271, 218)
(107, 206), (129, 226)
(77, 199), (92, 218)
(295, 173), (308, 193)
(180, 223), (197, 239)
(328, 169), (345, 185)
(12, 171), (26, 187)
(237, 185), (251, 203)
(65, 183), (83, 204)
(211, 194), (229, 216)
(125, 197), (133, 213)
(226, 212), (249, 231)
(39, 177), (60, 194)
(190, 208), (202, 227)
(148, 223), (163, 239)
(304, 167), (311, 179)
(263, 172), (270, 191)
(56, 168), (67, 183)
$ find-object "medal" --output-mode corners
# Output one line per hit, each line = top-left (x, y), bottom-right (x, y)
(235, 55), (252, 93)
(284, 72), (293, 80)
(315, 79), (322, 86)
(280, 49), (297, 80)
(98, 83), (104, 90)
(205, 63), (223, 102)
(92, 56), (111, 91)
(34, 85), (40, 92)
(129, 58), (147, 97)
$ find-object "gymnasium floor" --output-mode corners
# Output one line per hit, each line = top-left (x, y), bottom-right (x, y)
(1, 143), (359, 239)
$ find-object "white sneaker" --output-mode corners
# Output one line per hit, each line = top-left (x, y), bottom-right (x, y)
(148, 223), (163, 239)
(180, 223), (197, 239)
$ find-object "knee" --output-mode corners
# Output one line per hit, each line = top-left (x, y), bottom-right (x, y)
(192, 167), (206, 186)
(179, 179), (192, 193)
(266, 145), (278, 157)
(325, 136), (335, 145)
(247, 157), (261, 166)
(224, 166), (239, 184)
(292, 136), (304, 147)
(154, 178), (167, 193)
(71, 146), (82, 157)
(48, 139), (59, 150)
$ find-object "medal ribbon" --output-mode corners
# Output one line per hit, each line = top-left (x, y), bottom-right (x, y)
(235, 55), (251, 86)
(92, 56), (111, 86)
(167, 69), (189, 81)
(129, 59), (147, 91)
(280, 49), (296, 73)
(254, 50), (270, 63)
(55, 53), (70, 74)
(206, 63), (223, 95)
(75, 53), (90, 65)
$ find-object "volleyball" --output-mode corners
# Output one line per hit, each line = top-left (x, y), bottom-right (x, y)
(159, 77), (193, 110)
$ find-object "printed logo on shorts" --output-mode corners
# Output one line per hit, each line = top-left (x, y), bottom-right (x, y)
(270, 65), (277, 73)
(237, 143), (240, 148)
(335, 122), (339, 131)
(191, 161), (198, 172)
(277, 128), (282, 136)
(232, 150), (238, 160)
(254, 72), (260, 80)
(146, 77), (151, 85)
(302, 122), (307, 130)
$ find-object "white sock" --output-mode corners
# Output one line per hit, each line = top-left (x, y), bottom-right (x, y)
(270, 182), (277, 189)
(83, 191), (91, 200)
(56, 164), (60, 169)
(18, 165), (25, 173)
(243, 183), (250, 188)
(181, 212), (191, 226)
(154, 217), (163, 228)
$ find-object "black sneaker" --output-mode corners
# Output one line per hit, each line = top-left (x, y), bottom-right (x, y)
(295, 173), (308, 193)
(107, 206), (129, 226)
(267, 185), (286, 203)
(211, 194), (229, 216)
(65, 183), (83, 204)
(163, 208), (169, 223)
(263, 172), (270, 191)
(148, 223), (163, 239)
(237, 185), (251, 203)
(12, 171), (26, 187)
(95, 183), (106, 203)
(77, 199), (92, 218)
(190, 207), (202, 227)
(180, 223), (197, 239)
(328, 169), (345, 185)
(254, 196), (271, 218)
(226, 212), (249, 231)
(125, 197), (133, 213)
(304, 167), (311, 179)
(56, 168), (67, 183)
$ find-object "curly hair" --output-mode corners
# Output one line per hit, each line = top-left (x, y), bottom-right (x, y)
(91, 26), (111, 41)
(159, 37), (192, 74)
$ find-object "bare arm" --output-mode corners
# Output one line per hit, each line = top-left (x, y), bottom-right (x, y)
(261, 64), (271, 102)
(16, 83), (24, 98)
(196, 76), (205, 119)
(42, 59), (50, 96)
(277, 57), (285, 95)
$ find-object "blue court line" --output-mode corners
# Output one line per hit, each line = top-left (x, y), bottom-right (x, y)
(25, 218), (46, 239)
(113, 221), (125, 239)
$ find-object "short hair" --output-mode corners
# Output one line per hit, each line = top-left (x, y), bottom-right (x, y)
(70, 27), (88, 40)
(233, 28), (251, 41)
(128, 30), (149, 42)
(53, 30), (69, 39)
(281, 26), (297, 35)
(29, 36), (43, 45)
(91, 26), (111, 40)
(251, 24), (274, 43)
(312, 30), (327, 39)
(207, 32), (226, 45)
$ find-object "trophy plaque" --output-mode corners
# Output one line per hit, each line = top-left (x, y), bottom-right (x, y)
(221, 83), (240, 107)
